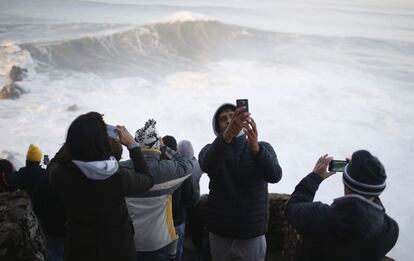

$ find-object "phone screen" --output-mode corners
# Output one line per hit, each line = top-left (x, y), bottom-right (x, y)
(106, 124), (119, 139)
(329, 160), (348, 172)
(43, 155), (50, 165)
(236, 99), (249, 112)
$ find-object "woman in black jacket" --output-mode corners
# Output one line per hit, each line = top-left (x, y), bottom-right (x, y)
(48, 112), (154, 261)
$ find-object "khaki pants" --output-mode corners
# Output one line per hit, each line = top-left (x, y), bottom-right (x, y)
(209, 233), (266, 261)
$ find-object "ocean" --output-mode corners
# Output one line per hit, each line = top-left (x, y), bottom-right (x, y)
(1, 0), (413, 259)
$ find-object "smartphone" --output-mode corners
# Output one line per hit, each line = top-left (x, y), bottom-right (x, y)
(106, 124), (119, 139)
(236, 99), (249, 112)
(43, 155), (50, 165)
(328, 160), (348, 172)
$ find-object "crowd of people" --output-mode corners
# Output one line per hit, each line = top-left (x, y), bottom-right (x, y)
(0, 102), (399, 261)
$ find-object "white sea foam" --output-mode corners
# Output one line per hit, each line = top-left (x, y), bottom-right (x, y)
(162, 11), (215, 23)
(0, 0), (413, 259)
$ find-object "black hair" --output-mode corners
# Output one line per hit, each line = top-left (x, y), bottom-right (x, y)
(66, 112), (111, 161)
(162, 135), (177, 151)
(0, 159), (15, 174)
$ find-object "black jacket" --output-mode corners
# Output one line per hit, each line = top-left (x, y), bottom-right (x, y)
(199, 134), (282, 238)
(17, 161), (46, 200)
(0, 171), (18, 193)
(286, 172), (399, 261)
(49, 145), (154, 261)
(33, 173), (66, 238)
(172, 175), (199, 225)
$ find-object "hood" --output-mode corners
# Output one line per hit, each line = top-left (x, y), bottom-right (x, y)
(177, 140), (194, 158)
(72, 156), (119, 180)
(331, 194), (385, 241)
(212, 103), (236, 136)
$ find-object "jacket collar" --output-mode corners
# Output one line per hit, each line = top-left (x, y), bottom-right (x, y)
(333, 194), (384, 211)
(26, 160), (41, 168)
(233, 133), (247, 146)
(142, 149), (161, 159)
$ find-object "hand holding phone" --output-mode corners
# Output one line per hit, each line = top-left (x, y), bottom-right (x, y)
(312, 154), (335, 179)
(107, 124), (119, 139)
(116, 125), (135, 147)
(328, 160), (348, 172)
(43, 155), (50, 165)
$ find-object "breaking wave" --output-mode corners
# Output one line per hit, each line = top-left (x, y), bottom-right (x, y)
(2, 18), (412, 80)
(18, 20), (278, 77)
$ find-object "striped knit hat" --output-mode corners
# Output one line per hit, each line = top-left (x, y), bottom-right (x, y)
(343, 150), (386, 197)
(135, 119), (161, 150)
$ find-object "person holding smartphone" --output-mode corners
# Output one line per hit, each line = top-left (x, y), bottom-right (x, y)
(198, 101), (283, 261)
(286, 151), (399, 261)
(48, 112), (153, 261)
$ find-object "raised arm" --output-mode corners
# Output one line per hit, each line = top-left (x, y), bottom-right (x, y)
(119, 146), (153, 196)
(116, 125), (153, 196)
(286, 155), (334, 235)
(158, 146), (193, 181)
(243, 117), (282, 183)
(254, 142), (282, 183)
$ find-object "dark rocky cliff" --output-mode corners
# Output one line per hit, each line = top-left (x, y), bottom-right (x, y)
(0, 190), (46, 261)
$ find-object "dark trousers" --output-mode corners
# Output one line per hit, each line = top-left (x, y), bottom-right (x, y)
(46, 236), (65, 261)
(137, 243), (171, 261)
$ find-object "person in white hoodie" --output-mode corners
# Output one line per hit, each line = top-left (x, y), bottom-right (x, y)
(122, 119), (193, 261)
(48, 112), (154, 261)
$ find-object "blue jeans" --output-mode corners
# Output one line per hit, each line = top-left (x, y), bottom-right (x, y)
(137, 243), (170, 261)
(174, 223), (186, 261)
(45, 236), (64, 261)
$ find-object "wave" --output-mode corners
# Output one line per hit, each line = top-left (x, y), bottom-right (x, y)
(3, 18), (412, 81)
(18, 20), (278, 77)
(0, 42), (33, 85)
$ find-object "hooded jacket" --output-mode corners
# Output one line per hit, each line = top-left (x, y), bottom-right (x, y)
(286, 172), (399, 261)
(173, 140), (202, 226)
(198, 104), (283, 238)
(49, 145), (153, 261)
(178, 140), (203, 193)
(33, 172), (66, 238)
(123, 147), (193, 252)
(17, 160), (46, 200)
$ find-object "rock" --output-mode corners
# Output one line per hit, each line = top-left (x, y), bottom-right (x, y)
(0, 83), (25, 99)
(9, 66), (27, 82)
(0, 190), (46, 261)
(267, 193), (300, 261)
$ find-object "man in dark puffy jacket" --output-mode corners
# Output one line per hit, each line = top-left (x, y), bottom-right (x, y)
(199, 103), (282, 261)
(286, 151), (399, 261)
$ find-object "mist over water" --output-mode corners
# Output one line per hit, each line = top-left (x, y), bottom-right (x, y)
(1, 0), (413, 259)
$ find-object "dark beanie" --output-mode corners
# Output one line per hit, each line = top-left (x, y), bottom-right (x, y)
(162, 135), (177, 151)
(343, 150), (386, 196)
